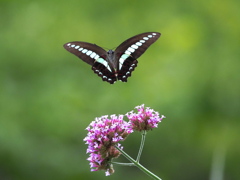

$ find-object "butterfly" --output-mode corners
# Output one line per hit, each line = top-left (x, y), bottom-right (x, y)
(63, 32), (160, 84)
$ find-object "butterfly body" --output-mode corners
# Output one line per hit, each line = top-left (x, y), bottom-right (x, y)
(64, 32), (160, 84)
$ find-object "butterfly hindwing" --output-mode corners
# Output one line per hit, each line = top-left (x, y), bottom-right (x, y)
(92, 62), (117, 84)
(116, 56), (138, 82)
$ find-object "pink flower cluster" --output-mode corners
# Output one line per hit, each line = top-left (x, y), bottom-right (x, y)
(126, 104), (165, 131)
(84, 104), (165, 176)
(84, 114), (133, 176)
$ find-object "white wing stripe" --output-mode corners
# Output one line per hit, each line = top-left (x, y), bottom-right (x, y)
(131, 44), (138, 49)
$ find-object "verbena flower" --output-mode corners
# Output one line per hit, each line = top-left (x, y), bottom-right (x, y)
(84, 114), (133, 176)
(126, 104), (165, 132)
(84, 104), (165, 177)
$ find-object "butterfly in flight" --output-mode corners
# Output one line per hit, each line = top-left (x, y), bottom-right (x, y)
(63, 32), (161, 84)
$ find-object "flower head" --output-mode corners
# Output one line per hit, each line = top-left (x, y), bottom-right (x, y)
(126, 104), (165, 132)
(84, 114), (133, 176)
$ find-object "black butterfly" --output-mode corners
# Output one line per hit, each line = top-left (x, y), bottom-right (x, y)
(63, 32), (161, 84)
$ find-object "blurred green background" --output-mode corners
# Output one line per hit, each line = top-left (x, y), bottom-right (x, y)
(0, 0), (239, 179)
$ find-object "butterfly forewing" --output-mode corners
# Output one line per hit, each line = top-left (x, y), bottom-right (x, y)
(114, 32), (160, 60)
(63, 42), (107, 66)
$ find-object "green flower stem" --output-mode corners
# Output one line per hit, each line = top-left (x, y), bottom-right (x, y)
(112, 162), (134, 166)
(136, 130), (147, 162)
(115, 145), (162, 180)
